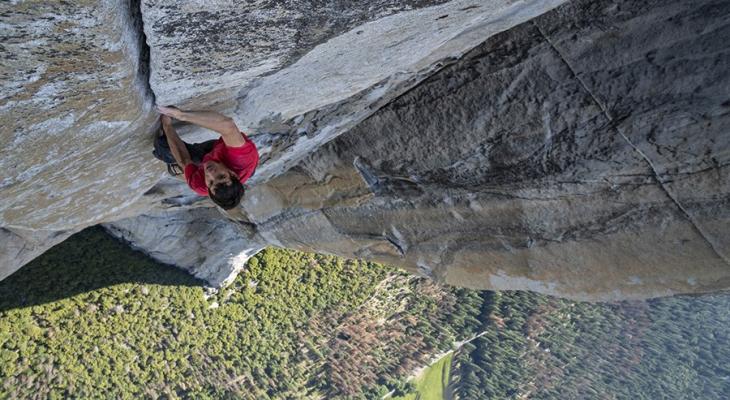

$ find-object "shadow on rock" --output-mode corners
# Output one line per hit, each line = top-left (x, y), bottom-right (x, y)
(0, 226), (204, 312)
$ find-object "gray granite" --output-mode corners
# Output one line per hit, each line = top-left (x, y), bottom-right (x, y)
(0, 0), (160, 231)
(238, 0), (730, 300)
(1, 0), (728, 299)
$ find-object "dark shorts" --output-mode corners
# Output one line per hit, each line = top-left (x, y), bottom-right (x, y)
(152, 134), (217, 165)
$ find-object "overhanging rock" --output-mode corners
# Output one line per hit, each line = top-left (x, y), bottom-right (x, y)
(103, 208), (263, 287)
(239, 0), (730, 300)
(1, 0), (728, 301)
(0, 0), (160, 231)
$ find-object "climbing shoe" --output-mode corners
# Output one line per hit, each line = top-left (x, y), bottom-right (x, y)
(166, 163), (183, 176)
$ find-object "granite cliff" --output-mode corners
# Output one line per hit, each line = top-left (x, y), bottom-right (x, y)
(1, 0), (728, 300)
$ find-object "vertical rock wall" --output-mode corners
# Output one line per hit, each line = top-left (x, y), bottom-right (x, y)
(1, 0), (728, 300)
(0, 0), (160, 231)
(141, 0), (569, 181)
(103, 208), (262, 287)
(95, 0), (572, 289)
(239, 0), (730, 300)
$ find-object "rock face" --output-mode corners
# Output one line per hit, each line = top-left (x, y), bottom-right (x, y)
(143, 0), (568, 181)
(142, 0), (450, 106)
(1, 0), (728, 300)
(251, 0), (730, 300)
(0, 228), (75, 281)
(103, 208), (262, 287)
(0, 0), (159, 230)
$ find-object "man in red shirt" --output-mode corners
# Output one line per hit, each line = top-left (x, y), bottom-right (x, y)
(153, 106), (259, 210)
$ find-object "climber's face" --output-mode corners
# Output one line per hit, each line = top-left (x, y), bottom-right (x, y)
(204, 161), (235, 194)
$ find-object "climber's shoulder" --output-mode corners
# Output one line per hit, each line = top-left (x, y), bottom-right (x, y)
(214, 131), (259, 183)
(219, 117), (247, 147)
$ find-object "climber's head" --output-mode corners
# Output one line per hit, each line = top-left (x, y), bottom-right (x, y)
(204, 160), (244, 210)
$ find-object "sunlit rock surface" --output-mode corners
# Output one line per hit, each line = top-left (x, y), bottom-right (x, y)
(0, 0), (160, 230)
(142, 0), (568, 182)
(103, 208), (263, 287)
(1, 0), (728, 300)
(142, 0), (449, 106)
(244, 0), (730, 300)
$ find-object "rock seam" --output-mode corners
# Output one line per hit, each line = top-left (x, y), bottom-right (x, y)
(129, 0), (156, 105)
(533, 21), (730, 267)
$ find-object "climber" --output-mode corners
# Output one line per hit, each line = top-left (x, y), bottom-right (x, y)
(152, 106), (259, 210)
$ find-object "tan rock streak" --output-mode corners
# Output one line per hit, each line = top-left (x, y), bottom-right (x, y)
(0, 0), (159, 230)
(1, 0), (728, 301)
(246, 0), (730, 300)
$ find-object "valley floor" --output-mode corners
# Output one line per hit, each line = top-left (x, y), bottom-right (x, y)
(1, 228), (728, 399)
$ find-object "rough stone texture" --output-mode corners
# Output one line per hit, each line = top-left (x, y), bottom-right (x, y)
(237, 0), (730, 300)
(142, 0), (566, 108)
(1, 0), (729, 300)
(142, 0), (449, 105)
(536, 0), (730, 263)
(0, 0), (161, 231)
(103, 208), (263, 287)
(0, 228), (75, 281)
(0, 0), (565, 227)
(143, 0), (568, 182)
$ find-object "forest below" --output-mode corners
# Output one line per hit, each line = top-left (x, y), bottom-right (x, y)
(0, 228), (479, 399)
(0, 228), (728, 399)
(449, 290), (730, 399)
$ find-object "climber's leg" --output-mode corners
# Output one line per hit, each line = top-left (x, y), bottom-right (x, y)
(152, 128), (177, 165)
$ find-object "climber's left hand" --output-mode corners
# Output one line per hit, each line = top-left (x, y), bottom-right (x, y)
(157, 105), (182, 119)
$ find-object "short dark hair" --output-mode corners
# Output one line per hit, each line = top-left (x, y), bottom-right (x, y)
(209, 179), (245, 210)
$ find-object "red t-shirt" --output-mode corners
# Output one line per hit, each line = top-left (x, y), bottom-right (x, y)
(183, 132), (259, 196)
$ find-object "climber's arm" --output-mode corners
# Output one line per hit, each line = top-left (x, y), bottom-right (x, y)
(158, 106), (245, 147)
(161, 116), (192, 167)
